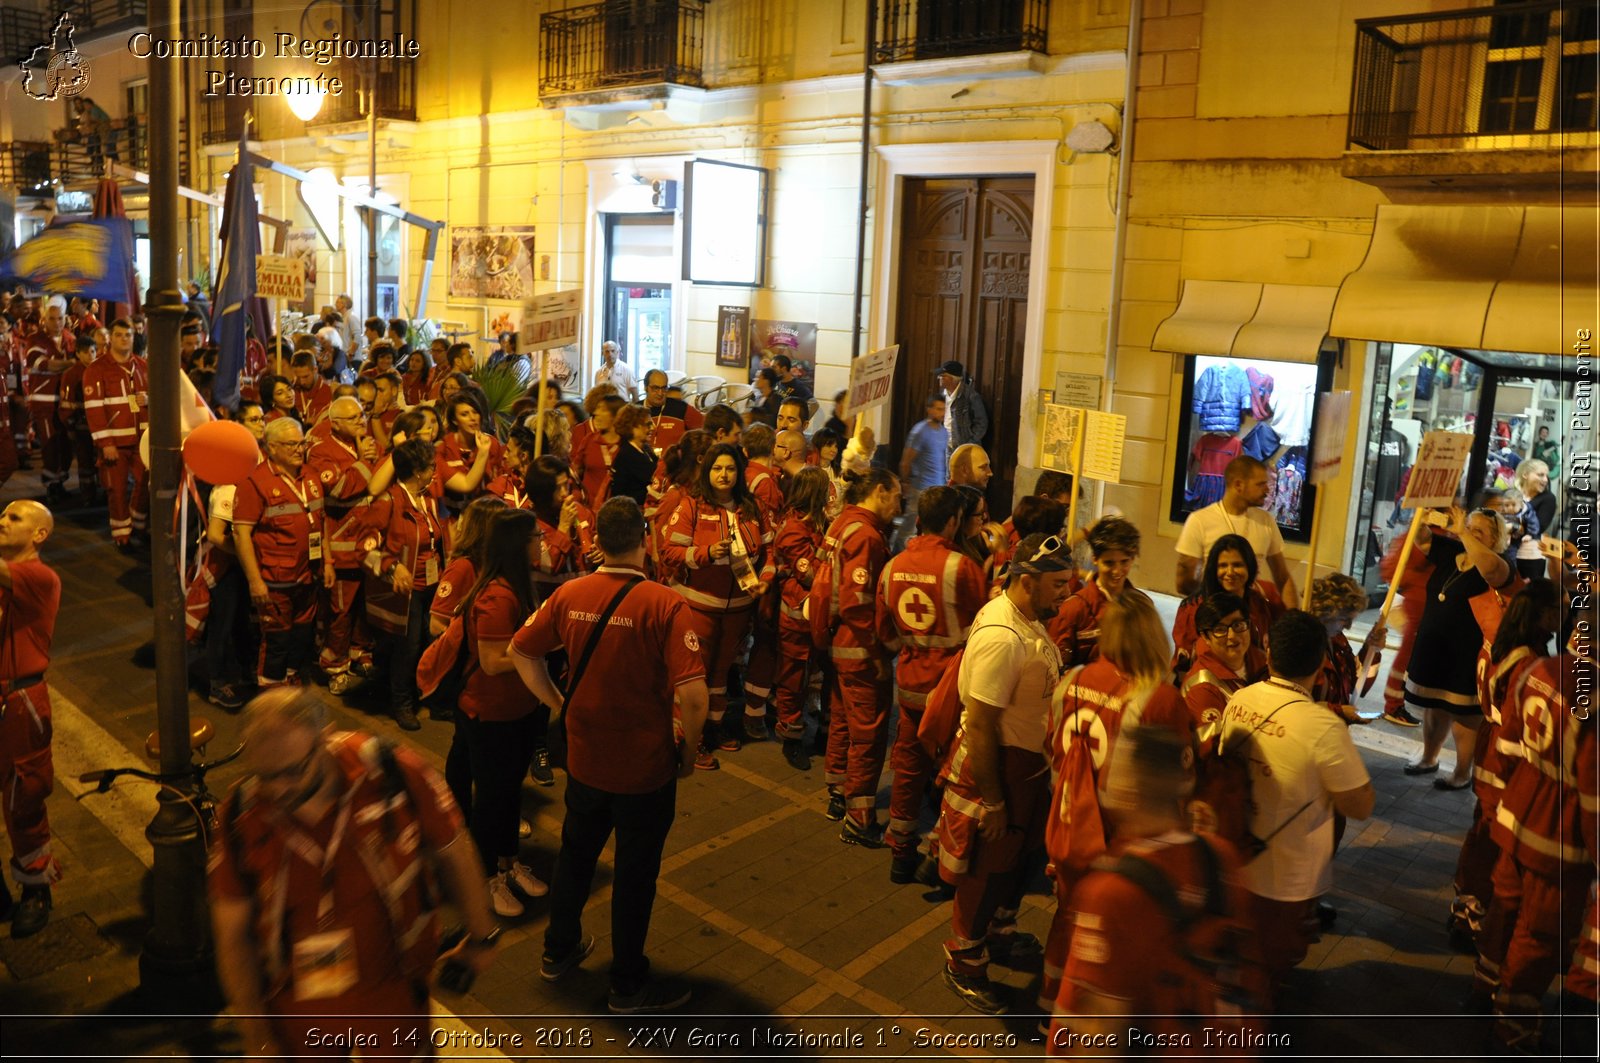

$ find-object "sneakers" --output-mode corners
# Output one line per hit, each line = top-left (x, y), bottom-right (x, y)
(540, 934), (595, 982)
(715, 723), (741, 753)
(781, 738), (811, 772)
(488, 872), (524, 918)
(1384, 707), (1421, 727)
(889, 851), (921, 884)
(208, 682), (246, 711)
(694, 747), (720, 771)
(507, 861), (548, 899)
(608, 979), (692, 1015)
(824, 790), (845, 822)
(12, 885), (51, 940)
(430, 703), (455, 722)
(327, 672), (364, 696)
(394, 704), (421, 731)
(988, 931), (1044, 966)
(840, 819), (887, 849)
(941, 967), (1009, 1014)
(743, 715), (768, 741)
(528, 747), (555, 787)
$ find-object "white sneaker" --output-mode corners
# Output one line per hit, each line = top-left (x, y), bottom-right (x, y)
(507, 861), (548, 899)
(488, 872), (524, 917)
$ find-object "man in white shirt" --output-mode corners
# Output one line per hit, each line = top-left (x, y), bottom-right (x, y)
(1220, 610), (1373, 1001)
(594, 341), (639, 402)
(936, 532), (1073, 1015)
(1175, 455), (1299, 607)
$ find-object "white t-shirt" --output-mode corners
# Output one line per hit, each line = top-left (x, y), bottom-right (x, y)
(595, 359), (639, 402)
(1221, 679), (1370, 901)
(209, 484), (237, 524)
(1175, 503), (1286, 565)
(958, 593), (1063, 754)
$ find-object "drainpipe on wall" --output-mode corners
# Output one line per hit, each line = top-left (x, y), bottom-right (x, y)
(849, 0), (877, 365)
(1096, 0), (1143, 517)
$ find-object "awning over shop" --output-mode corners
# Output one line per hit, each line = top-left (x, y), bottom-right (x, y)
(1330, 204), (1599, 357)
(1151, 279), (1337, 364)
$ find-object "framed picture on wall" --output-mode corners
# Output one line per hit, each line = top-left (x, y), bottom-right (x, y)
(716, 305), (750, 368)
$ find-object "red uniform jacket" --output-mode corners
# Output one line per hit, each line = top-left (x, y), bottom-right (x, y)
(307, 434), (378, 571)
(808, 504), (890, 671)
(57, 361), (88, 429)
(437, 431), (504, 502)
(232, 462), (325, 584)
(532, 503), (598, 596)
(292, 378), (333, 425)
(1475, 645), (1542, 810)
(0, 557), (60, 683)
(661, 495), (773, 613)
(875, 533), (985, 707)
(1181, 647), (1266, 756)
(745, 459), (784, 522)
(1170, 582), (1284, 677)
(360, 484), (450, 634)
(645, 398), (703, 453)
(1046, 577), (1125, 668)
(772, 511), (825, 633)
(81, 353), (149, 451)
(1491, 652), (1598, 877)
(484, 472), (531, 510)
(25, 331), (73, 426)
(572, 430), (618, 508)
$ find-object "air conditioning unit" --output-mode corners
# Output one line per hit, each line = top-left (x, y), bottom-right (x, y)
(651, 179), (678, 210)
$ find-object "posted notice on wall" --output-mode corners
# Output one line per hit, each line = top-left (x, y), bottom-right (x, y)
(520, 289), (582, 351)
(846, 345), (900, 416)
(1308, 390), (1352, 485)
(1402, 431), (1475, 508)
(1082, 410), (1127, 484)
(255, 255), (305, 300)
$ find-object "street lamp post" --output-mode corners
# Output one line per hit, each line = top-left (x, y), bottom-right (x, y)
(366, 56), (379, 321)
(139, 0), (217, 1004)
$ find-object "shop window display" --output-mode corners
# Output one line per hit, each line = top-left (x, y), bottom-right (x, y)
(1171, 355), (1325, 539)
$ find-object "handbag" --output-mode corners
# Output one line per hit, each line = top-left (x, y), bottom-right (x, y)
(545, 575), (644, 768)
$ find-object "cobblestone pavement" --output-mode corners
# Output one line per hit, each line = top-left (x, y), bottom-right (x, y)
(1, 472), (1594, 1060)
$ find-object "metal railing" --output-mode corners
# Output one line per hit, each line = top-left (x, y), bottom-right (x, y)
(1349, 0), (1599, 151)
(47, 114), (188, 184)
(540, 0), (707, 97)
(0, 141), (54, 192)
(1, 2), (147, 65)
(313, 62), (418, 124)
(875, 0), (1049, 64)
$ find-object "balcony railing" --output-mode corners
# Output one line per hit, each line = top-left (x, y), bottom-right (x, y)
(1349, 0), (1599, 151)
(539, 0), (706, 98)
(1, 2), (147, 64)
(0, 141), (53, 192)
(51, 114), (188, 183)
(875, 0), (1048, 64)
(312, 63), (418, 124)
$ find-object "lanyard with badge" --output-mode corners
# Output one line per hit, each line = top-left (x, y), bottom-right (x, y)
(283, 793), (359, 1000)
(402, 484), (440, 585)
(276, 471), (322, 563)
(726, 508), (763, 596)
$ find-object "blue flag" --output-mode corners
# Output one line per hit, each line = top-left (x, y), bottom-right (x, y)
(0, 217), (134, 301)
(213, 128), (263, 411)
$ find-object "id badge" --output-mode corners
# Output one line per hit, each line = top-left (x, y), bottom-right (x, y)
(291, 928), (358, 1000)
(424, 555), (439, 585)
(308, 530), (323, 563)
(126, 392), (139, 413)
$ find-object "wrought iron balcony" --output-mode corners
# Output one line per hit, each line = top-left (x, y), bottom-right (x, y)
(1, 2), (148, 65)
(1349, 0), (1599, 152)
(0, 141), (54, 193)
(50, 113), (189, 184)
(539, 0), (707, 100)
(875, 0), (1048, 64)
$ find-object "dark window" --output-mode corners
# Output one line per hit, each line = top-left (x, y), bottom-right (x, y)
(1560, 52), (1600, 131)
(1489, 1), (1550, 49)
(1481, 58), (1544, 132)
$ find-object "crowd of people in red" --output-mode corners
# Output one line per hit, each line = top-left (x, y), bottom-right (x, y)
(1, 284), (1593, 1053)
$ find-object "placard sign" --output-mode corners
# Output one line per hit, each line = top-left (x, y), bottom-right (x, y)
(520, 289), (582, 351)
(1402, 431), (1474, 508)
(255, 255), (304, 300)
(1082, 410), (1127, 484)
(1308, 390), (1352, 485)
(846, 344), (900, 416)
(1040, 404), (1083, 472)
(1054, 372), (1103, 410)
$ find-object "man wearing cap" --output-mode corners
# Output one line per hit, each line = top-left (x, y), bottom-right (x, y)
(935, 531), (1073, 1014)
(937, 361), (988, 454)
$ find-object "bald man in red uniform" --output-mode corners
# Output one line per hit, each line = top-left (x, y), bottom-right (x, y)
(0, 500), (62, 938)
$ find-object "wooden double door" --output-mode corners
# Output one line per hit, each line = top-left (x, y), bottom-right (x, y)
(891, 176), (1033, 518)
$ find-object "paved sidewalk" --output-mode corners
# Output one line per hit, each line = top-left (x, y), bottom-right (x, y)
(2, 477), (1594, 1060)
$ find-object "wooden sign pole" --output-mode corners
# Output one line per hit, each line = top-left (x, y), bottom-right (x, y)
(1064, 409), (1087, 548)
(532, 352), (550, 458)
(273, 297), (282, 376)
(1358, 507), (1426, 696)
(1302, 492), (1323, 600)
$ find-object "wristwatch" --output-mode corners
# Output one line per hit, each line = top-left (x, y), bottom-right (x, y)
(466, 925), (503, 950)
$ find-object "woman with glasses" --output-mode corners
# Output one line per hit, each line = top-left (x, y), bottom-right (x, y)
(1170, 533), (1285, 680)
(1179, 591), (1265, 756)
(1399, 505), (1514, 786)
(1047, 516), (1140, 667)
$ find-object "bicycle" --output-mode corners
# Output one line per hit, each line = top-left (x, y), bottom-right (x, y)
(77, 718), (244, 844)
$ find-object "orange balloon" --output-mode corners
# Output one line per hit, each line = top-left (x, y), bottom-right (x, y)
(181, 420), (260, 485)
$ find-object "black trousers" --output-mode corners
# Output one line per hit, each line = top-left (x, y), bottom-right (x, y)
(544, 775), (676, 995)
(378, 585), (436, 710)
(456, 713), (536, 873)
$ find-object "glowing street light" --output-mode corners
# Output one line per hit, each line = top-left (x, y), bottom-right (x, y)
(283, 82), (327, 122)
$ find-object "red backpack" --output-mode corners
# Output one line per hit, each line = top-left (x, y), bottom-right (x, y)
(1043, 666), (1111, 875)
(917, 647), (967, 770)
(416, 610), (475, 704)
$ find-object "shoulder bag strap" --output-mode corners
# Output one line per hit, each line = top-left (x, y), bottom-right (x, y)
(562, 576), (644, 711)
